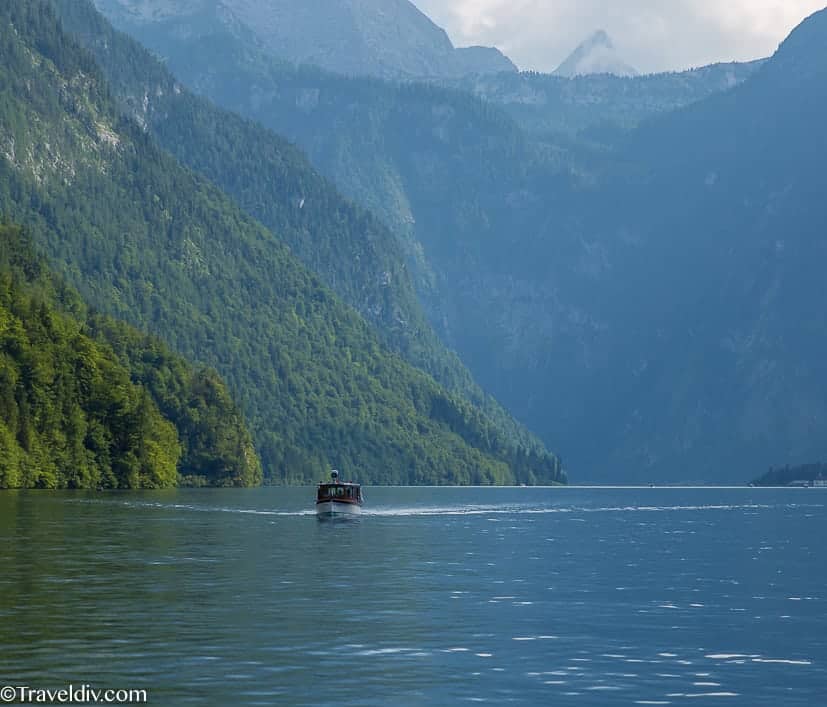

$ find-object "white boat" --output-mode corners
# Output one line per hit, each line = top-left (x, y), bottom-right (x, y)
(316, 470), (363, 516)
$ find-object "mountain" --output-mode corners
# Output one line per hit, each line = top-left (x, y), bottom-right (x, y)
(0, 0), (565, 485)
(51, 0), (560, 483)
(554, 30), (638, 78)
(84, 0), (804, 480)
(414, 6), (827, 483)
(80, 0), (827, 483)
(424, 6), (827, 483)
(0, 224), (261, 489)
(79, 5), (755, 269)
(93, 0), (517, 79)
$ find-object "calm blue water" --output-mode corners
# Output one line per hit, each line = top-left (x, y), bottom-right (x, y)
(1, 487), (825, 706)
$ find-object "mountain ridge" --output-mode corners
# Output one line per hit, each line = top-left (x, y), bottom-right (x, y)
(93, 0), (518, 78)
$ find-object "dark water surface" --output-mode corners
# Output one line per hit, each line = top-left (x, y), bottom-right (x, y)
(1, 487), (825, 706)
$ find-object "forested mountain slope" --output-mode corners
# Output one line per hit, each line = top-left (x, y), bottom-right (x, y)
(52, 0), (554, 469)
(0, 224), (261, 489)
(0, 1), (565, 486)
(89, 21), (542, 310)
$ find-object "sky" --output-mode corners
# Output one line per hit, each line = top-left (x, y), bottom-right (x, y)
(413, 0), (826, 73)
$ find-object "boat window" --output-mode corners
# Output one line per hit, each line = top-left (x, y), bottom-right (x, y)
(318, 484), (361, 501)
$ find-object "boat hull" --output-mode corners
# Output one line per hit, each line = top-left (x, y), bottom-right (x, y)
(316, 500), (362, 516)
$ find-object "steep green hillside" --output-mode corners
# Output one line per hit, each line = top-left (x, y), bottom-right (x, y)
(0, 1), (565, 485)
(0, 223), (260, 488)
(84, 315), (261, 488)
(115, 26), (546, 345)
(52, 0), (554, 468)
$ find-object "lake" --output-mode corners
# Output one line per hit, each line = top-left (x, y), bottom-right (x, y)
(1, 487), (825, 705)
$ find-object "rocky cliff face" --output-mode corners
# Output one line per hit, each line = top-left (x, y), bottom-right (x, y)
(554, 30), (638, 78)
(94, 0), (517, 78)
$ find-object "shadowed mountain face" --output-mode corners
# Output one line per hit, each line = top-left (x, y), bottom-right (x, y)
(552, 8), (827, 481)
(93, 0), (517, 78)
(555, 30), (638, 78)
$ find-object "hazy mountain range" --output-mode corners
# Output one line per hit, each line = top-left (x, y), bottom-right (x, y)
(6, 0), (825, 485)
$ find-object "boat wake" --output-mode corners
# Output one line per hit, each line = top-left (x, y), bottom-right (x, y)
(70, 499), (823, 519)
(359, 502), (817, 517)
(70, 499), (316, 516)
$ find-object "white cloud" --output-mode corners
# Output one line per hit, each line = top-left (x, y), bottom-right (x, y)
(414, 0), (826, 73)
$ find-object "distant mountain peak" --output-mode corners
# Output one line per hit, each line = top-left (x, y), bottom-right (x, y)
(554, 30), (638, 78)
(587, 29), (612, 47)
